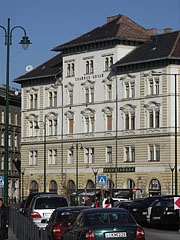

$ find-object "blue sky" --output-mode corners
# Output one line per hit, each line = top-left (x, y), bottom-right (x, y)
(0, 0), (180, 88)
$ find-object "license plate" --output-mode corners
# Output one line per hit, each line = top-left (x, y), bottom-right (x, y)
(133, 209), (137, 212)
(142, 212), (147, 215)
(153, 216), (160, 220)
(105, 232), (127, 238)
(44, 213), (50, 217)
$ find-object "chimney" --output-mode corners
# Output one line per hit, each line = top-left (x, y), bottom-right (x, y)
(164, 28), (172, 33)
(146, 28), (157, 36)
(107, 15), (120, 23)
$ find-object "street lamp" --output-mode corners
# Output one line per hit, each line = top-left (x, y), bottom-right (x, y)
(70, 141), (83, 204)
(169, 164), (175, 195)
(35, 115), (47, 192)
(92, 168), (99, 202)
(0, 18), (31, 206)
(152, 71), (180, 195)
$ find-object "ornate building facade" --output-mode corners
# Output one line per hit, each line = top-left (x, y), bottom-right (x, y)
(15, 15), (180, 199)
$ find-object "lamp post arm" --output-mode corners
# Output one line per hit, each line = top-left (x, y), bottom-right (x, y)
(10, 25), (28, 36)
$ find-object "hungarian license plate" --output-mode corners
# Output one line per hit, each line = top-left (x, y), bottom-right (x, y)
(105, 232), (127, 238)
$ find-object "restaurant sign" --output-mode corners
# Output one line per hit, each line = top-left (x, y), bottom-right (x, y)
(103, 167), (135, 173)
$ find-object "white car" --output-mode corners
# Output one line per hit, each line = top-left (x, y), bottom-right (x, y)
(102, 198), (128, 208)
(28, 194), (69, 229)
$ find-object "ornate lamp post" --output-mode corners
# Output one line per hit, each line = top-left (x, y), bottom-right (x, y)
(92, 168), (99, 202)
(0, 18), (31, 205)
(35, 116), (47, 192)
(70, 141), (83, 204)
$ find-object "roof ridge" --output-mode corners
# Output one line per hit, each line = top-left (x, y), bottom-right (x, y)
(169, 31), (180, 57)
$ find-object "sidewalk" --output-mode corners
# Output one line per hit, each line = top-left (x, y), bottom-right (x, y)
(8, 227), (18, 240)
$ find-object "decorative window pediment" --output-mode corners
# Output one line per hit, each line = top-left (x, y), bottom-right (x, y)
(120, 74), (136, 82)
(65, 82), (74, 91)
(102, 107), (113, 116)
(144, 101), (160, 110)
(120, 104), (136, 113)
(81, 80), (95, 88)
(26, 87), (39, 93)
(46, 112), (58, 120)
(26, 114), (38, 121)
(81, 108), (95, 118)
(65, 111), (74, 120)
(45, 85), (58, 91)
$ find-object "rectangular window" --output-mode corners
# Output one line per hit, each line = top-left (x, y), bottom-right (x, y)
(69, 119), (73, 134)
(125, 84), (129, 98)
(105, 58), (109, 71)
(72, 63), (75, 76)
(85, 148), (94, 164)
(34, 151), (38, 165)
(150, 145), (154, 161)
(90, 148), (94, 164)
(149, 110), (153, 128)
(155, 80), (159, 95)
(30, 95), (33, 109)
(9, 112), (11, 124)
(15, 135), (18, 148)
(54, 150), (57, 164)
(86, 89), (89, 103)
(149, 80), (153, 95)
(54, 120), (57, 135)
(29, 151), (33, 165)
(90, 88), (94, 103)
(107, 115), (112, 131)
(85, 148), (89, 164)
(49, 120), (53, 135)
(107, 147), (112, 163)
(68, 149), (73, 164)
(131, 82), (135, 98)
(69, 90), (73, 105)
(125, 113), (129, 130)
(8, 134), (11, 147)
(48, 150), (53, 165)
(14, 113), (18, 125)
(54, 92), (57, 107)
(155, 110), (160, 128)
(91, 117), (94, 132)
(107, 85), (112, 100)
(156, 145), (160, 161)
(86, 61), (89, 74)
(131, 113), (135, 130)
(1, 133), (5, 146)
(1, 111), (4, 123)
(34, 94), (38, 109)
(90, 60), (94, 74)
(1, 156), (4, 170)
(49, 92), (53, 107)
(125, 147), (130, 162)
(8, 157), (11, 171)
(67, 64), (71, 77)
(131, 147), (135, 162)
(86, 118), (89, 132)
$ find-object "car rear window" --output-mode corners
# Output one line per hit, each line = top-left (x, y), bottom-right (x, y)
(154, 199), (171, 207)
(131, 199), (144, 207)
(87, 212), (135, 225)
(56, 211), (78, 222)
(35, 197), (68, 209)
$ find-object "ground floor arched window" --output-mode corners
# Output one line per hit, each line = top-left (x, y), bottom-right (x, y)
(107, 180), (114, 190)
(30, 180), (38, 192)
(126, 179), (135, 189)
(149, 179), (161, 196)
(49, 180), (58, 193)
(86, 180), (94, 189)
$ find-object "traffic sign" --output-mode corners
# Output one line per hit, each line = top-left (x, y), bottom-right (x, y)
(97, 176), (107, 185)
(133, 188), (137, 194)
(0, 177), (4, 187)
(174, 197), (180, 209)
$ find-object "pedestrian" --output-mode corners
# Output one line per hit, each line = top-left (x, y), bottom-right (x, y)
(84, 197), (92, 206)
(105, 195), (114, 208)
(0, 198), (8, 240)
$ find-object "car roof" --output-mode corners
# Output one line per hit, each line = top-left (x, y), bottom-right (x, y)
(56, 206), (90, 211)
(81, 208), (128, 214)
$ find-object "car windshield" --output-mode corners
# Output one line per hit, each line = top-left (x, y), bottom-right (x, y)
(154, 199), (171, 207)
(87, 212), (135, 225)
(56, 211), (78, 222)
(35, 197), (68, 209)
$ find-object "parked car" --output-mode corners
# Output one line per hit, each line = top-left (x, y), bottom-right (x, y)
(147, 195), (180, 227)
(46, 206), (90, 240)
(129, 197), (160, 225)
(102, 198), (128, 208)
(28, 194), (69, 229)
(160, 199), (179, 229)
(22, 192), (57, 216)
(114, 200), (132, 210)
(61, 208), (145, 240)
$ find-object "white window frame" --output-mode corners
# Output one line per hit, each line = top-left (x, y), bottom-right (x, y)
(106, 146), (112, 163)
(124, 146), (135, 162)
(68, 148), (74, 164)
(85, 148), (94, 164)
(149, 145), (160, 162)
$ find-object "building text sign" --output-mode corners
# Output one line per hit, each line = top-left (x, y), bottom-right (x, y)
(103, 167), (135, 173)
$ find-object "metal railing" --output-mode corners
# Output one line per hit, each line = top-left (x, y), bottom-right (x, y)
(9, 207), (48, 240)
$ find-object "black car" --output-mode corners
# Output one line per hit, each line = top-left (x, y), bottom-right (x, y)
(114, 200), (132, 210)
(129, 197), (159, 225)
(148, 195), (180, 227)
(160, 199), (179, 228)
(46, 206), (90, 240)
(62, 208), (145, 240)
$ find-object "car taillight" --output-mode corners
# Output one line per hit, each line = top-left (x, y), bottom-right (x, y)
(136, 226), (145, 239)
(52, 224), (62, 238)
(30, 211), (41, 219)
(85, 229), (95, 240)
(25, 210), (29, 215)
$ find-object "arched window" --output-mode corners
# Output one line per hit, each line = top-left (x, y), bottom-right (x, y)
(49, 180), (58, 192)
(86, 180), (94, 189)
(67, 180), (75, 191)
(149, 179), (161, 196)
(126, 179), (135, 189)
(30, 180), (38, 192)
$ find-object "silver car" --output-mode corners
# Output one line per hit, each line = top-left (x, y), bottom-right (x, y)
(28, 194), (69, 229)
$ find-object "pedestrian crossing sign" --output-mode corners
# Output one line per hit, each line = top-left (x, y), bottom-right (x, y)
(0, 177), (4, 187)
(97, 176), (107, 185)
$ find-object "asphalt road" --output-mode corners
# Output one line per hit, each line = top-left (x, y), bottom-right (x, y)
(144, 227), (180, 240)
